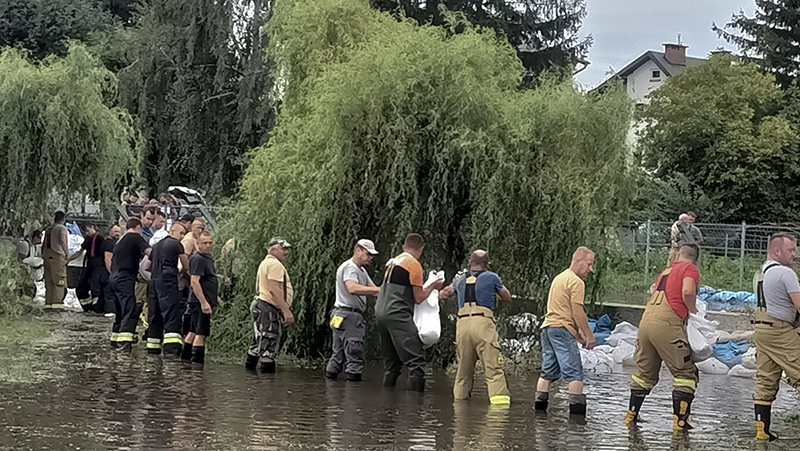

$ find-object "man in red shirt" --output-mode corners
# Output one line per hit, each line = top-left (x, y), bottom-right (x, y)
(625, 244), (700, 432)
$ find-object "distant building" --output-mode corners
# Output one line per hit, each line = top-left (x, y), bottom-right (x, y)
(595, 43), (707, 104)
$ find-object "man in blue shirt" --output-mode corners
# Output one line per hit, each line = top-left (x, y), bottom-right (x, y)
(440, 250), (511, 405)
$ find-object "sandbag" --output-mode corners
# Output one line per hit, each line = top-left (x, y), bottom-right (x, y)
(696, 357), (729, 375)
(606, 322), (638, 347)
(742, 346), (757, 370)
(687, 301), (719, 362)
(728, 364), (757, 378)
(414, 270), (444, 348)
(580, 345), (620, 374)
(611, 340), (636, 365)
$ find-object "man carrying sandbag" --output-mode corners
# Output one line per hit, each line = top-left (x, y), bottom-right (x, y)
(325, 239), (380, 382)
(439, 250), (511, 405)
(752, 233), (800, 441)
(624, 244), (699, 432)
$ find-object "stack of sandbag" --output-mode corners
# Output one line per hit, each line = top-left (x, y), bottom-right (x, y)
(580, 321), (638, 374)
(687, 300), (720, 362)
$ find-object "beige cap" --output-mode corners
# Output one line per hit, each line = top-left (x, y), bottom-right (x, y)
(357, 239), (379, 255)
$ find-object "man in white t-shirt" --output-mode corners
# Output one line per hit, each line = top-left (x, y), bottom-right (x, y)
(325, 239), (380, 382)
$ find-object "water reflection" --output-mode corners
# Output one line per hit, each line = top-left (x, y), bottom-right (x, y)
(0, 313), (798, 450)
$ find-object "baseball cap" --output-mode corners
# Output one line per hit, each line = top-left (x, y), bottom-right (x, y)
(268, 237), (292, 248)
(357, 239), (379, 255)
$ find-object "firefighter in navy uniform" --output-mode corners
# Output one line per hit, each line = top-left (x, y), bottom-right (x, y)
(108, 218), (151, 351)
(625, 244), (700, 432)
(751, 233), (800, 441)
(439, 250), (511, 405)
(147, 223), (189, 356)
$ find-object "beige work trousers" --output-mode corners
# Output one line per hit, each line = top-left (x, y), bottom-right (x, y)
(454, 304), (509, 403)
(753, 310), (800, 404)
(43, 248), (67, 305)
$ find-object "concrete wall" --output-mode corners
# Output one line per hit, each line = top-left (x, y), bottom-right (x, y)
(601, 303), (753, 333)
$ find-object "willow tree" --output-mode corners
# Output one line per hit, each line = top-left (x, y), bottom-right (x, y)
(214, 0), (633, 359)
(0, 44), (141, 233)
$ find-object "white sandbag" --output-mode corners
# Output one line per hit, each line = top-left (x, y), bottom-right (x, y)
(611, 340), (636, 365)
(687, 301), (720, 362)
(581, 346), (619, 374)
(63, 288), (83, 312)
(67, 234), (84, 255)
(741, 347), (757, 370)
(33, 281), (46, 305)
(728, 364), (757, 378)
(606, 322), (638, 347)
(696, 357), (729, 375)
(414, 270), (444, 348)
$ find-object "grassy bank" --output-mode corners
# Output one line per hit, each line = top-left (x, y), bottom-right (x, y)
(0, 317), (51, 383)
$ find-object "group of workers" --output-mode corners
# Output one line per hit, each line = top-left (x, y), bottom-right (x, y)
(40, 210), (220, 365)
(37, 210), (800, 442)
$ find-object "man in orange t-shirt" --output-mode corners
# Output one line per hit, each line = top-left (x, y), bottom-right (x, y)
(626, 244), (700, 432)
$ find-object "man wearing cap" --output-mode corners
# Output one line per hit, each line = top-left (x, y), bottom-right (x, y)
(245, 237), (295, 373)
(325, 239), (381, 382)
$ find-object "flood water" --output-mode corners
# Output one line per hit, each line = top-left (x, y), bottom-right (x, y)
(1, 313), (798, 450)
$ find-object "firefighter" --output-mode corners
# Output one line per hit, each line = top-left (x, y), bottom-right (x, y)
(146, 223), (189, 356)
(439, 250), (511, 405)
(108, 218), (151, 351)
(752, 233), (800, 441)
(625, 244), (700, 432)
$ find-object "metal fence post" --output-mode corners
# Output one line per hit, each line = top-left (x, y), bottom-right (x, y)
(739, 221), (746, 290)
(644, 220), (651, 284)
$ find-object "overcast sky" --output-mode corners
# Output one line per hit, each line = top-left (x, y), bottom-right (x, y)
(575, 0), (755, 88)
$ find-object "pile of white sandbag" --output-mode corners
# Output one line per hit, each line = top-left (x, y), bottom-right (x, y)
(580, 322), (637, 374)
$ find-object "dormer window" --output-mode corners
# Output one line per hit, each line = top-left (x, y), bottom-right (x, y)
(651, 70), (661, 79)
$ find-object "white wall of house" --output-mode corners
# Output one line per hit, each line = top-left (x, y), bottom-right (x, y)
(625, 60), (666, 104)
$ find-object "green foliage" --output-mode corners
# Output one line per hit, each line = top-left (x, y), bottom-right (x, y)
(371, 0), (591, 82)
(0, 245), (41, 318)
(630, 172), (726, 222)
(117, 0), (275, 198)
(0, 0), (115, 59)
(714, 1), (800, 90)
(215, 0), (634, 360)
(638, 54), (800, 223)
(0, 44), (141, 233)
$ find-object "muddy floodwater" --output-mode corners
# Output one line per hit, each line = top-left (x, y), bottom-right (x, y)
(0, 313), (798, 450)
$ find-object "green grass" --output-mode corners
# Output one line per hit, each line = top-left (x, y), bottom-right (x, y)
(0, 316), (51, 383)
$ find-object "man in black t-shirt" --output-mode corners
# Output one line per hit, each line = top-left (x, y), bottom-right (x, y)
(182, 231), (218, 365)
(68, 223), (106, 312)
(109, 218), (151, 352)
(147, 223), (189, 356)
(101, 225), (121, 329)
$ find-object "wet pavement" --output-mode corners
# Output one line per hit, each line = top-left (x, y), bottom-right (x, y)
(0, 312), (798, 450)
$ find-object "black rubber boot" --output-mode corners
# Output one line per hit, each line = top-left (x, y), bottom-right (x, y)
(245, 354), (259, 371)
(625, 389), (650, 425)
(260, 361), (276, 374)
(755, 403), (778, 441)
(569, 394), (587, 416)
(672, 391), (694, 431)
(181, 343), (193, 361)
(163, 343), (182, 357)
(346, 373), (362, 382)
(325, 371), (339, 380)
(191, 346), (205, 365)
(118, 342), (132, 352)
(534, 391), (549, 411)
(383, 372), (400, 387)
(146, 346), (162, 355)
(408, 376), (425, 392)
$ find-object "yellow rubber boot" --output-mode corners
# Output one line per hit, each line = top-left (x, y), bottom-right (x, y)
(755, 403), (778, 441)
(672, 391), (694, 432)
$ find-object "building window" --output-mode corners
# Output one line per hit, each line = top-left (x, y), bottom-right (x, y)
(651, 70), (661, 79)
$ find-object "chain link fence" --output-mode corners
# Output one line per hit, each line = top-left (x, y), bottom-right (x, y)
(616, 221), (800, 294)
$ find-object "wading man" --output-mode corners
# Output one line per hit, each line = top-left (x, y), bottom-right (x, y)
(147, 223), (189, 356)
(375, 233), (442, 392)
(535, 247), (596, 416)
(752, 233), (800, 441)
(325, 239), (380, 382)
(245, 237), (295, 373)
(109, 218), (151, 351)
(625, 244), (700, 432)
(439, 250), (511, 405)
(68, 223), (105, 312)
(43, 211), (69, 309)
(183, 232), (218, 365)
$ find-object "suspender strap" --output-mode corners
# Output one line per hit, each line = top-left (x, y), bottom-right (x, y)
(756, 263), (781, 310)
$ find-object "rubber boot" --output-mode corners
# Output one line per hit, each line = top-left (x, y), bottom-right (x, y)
(534, 391), (549, 411)
(181, 342), (193, 361)
(408, 376), (425, 392)
(190, 346), (205, 365)
(245, 354), (259, 371)
(383, 371), (400, 387)
(163, 343), (182, 357)
(672, 391), (694, 431)
(625, 389), (649, 425)
(569, 394), (587, 416)
(325, 371), (339, 380)
(118, 342), (132, 352)
(260, 361), (276, 374)
(346, 373), (362, 382)
(755, 403), (778, 441)
(146, 339), (162, 355)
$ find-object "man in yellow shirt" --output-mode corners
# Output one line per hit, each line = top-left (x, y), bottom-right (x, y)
(535, 247), (596, 417)
(245, 237), (295, 373)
